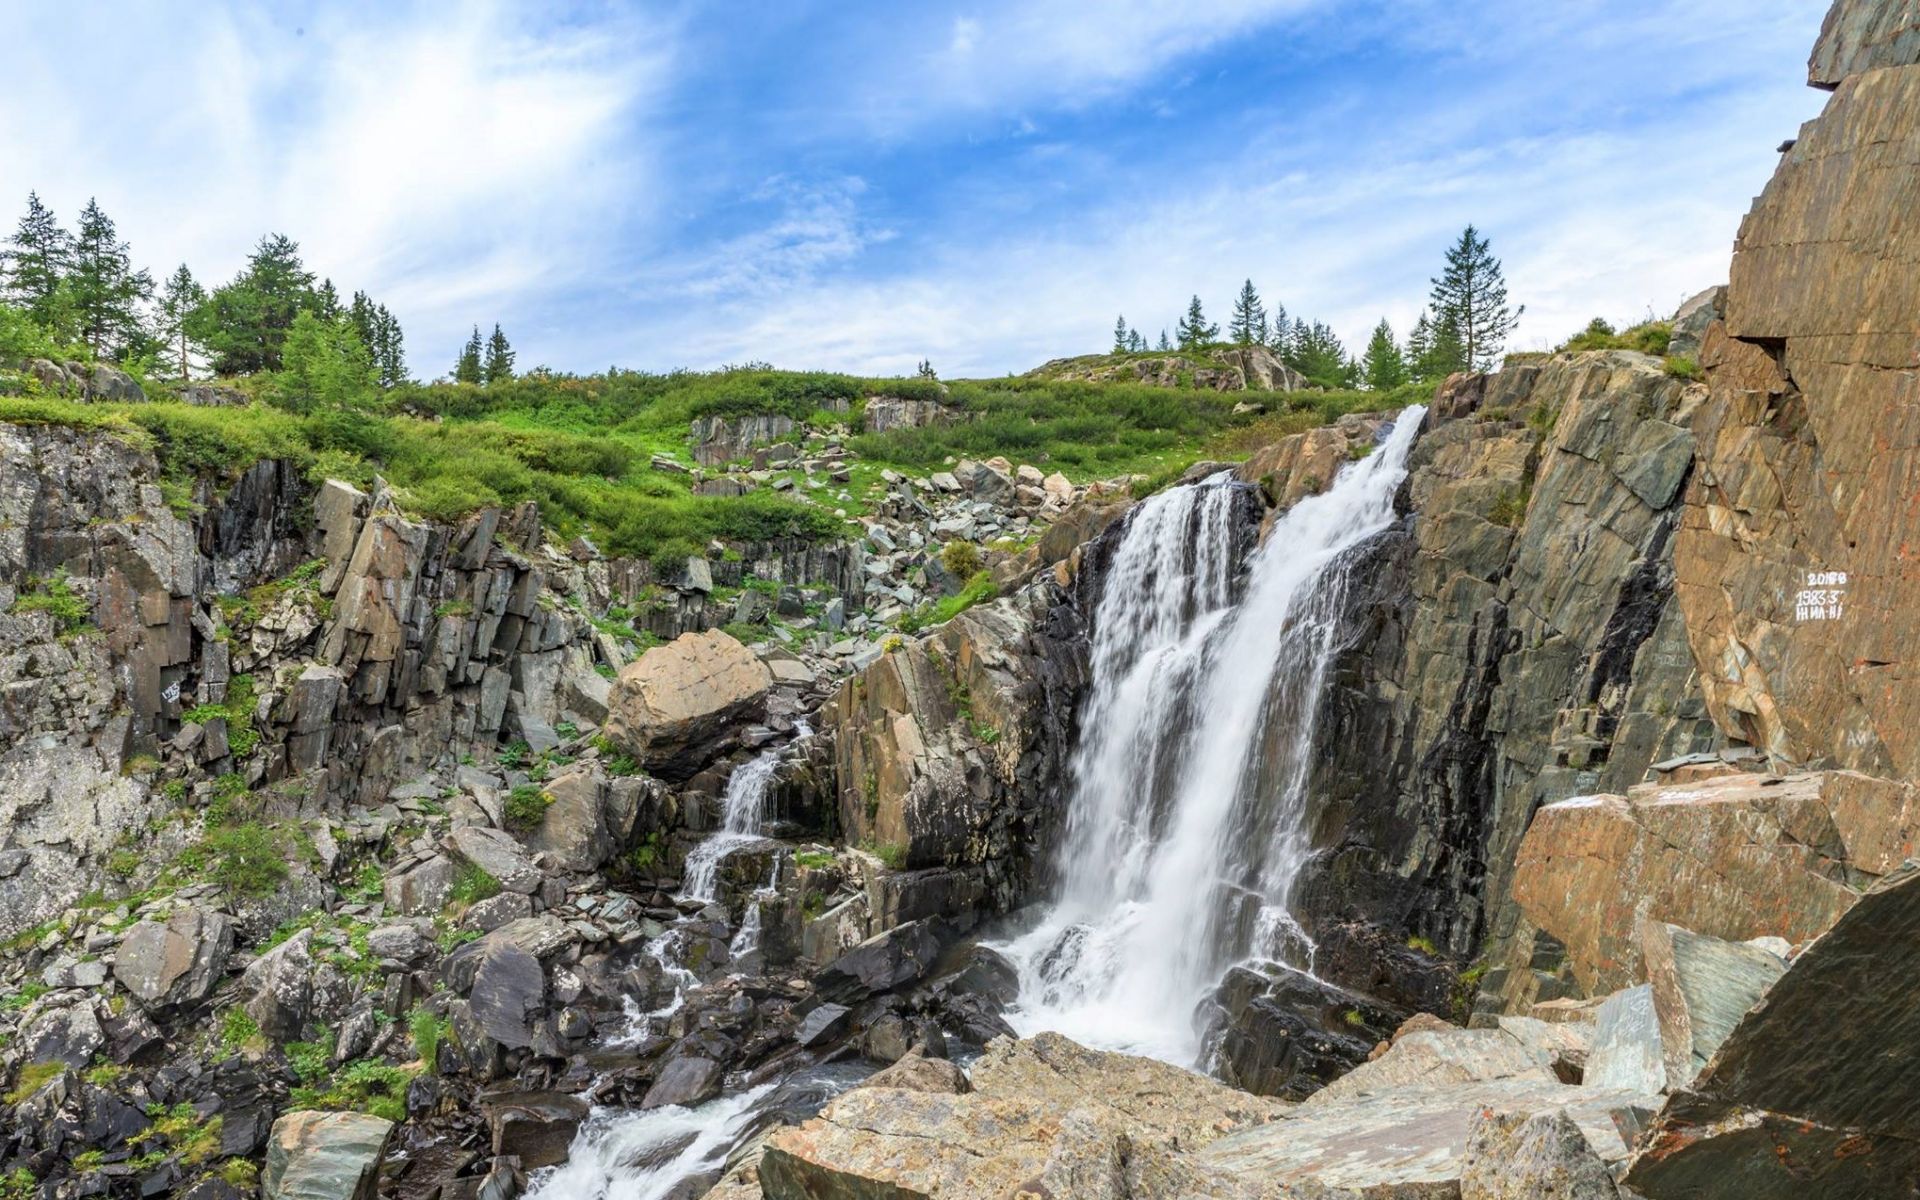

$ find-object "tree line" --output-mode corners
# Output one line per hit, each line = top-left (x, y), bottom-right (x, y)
(1111, 225), (1522, 390)
(0, 191), (517, 389)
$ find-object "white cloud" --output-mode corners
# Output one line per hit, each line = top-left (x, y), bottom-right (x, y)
(0, 0), (669, 375)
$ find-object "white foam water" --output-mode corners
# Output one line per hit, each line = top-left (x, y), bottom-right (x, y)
(521, 1086), (773, 1200)
(996, 407), (1425, 1066)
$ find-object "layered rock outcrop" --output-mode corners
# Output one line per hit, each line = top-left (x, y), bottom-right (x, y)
(1675, 1), (1920, 779)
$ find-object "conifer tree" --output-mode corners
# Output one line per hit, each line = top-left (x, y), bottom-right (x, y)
(348, 290), (377, 351)
(1430, 225), (1522, 371)
(1406, 311), (1434, 375)
(1228, 279), (1267, 346)
(1361, 319), (1406, 390)
(454, 326), (484, 384)
(189, 233), (319, 374)
(916, 359), (937, 380)
(315, 277), (341, 319)
(1175, 295), (1218, 350)
(1157, 329), (1171, 351)
(155, 265), (207, 379)
(3, 192), (72, 328)
(483, 324), (514, 384)
(1265, 302), (1290, 358)
(1420, 309), (1468, 378)
(373, 305), (407, 388)
(1112, 314), (1130, 353)
(1127, 329), (1147, 353)
(68, 199), (153, 357)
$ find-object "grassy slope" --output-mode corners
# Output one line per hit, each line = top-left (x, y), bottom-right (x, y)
(0, 361), (1429, 563)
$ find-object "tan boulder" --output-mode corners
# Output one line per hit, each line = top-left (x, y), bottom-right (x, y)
(1510, 770), (1916, 993)
(603, 630), (770, 781)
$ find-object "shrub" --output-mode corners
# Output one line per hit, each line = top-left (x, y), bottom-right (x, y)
(939, 540), (982, 578)
(504, 785), (551, 831)
(9, 569), (89, 634)
(1664, 354), (1702, 381)
(196, 823), (290, 896)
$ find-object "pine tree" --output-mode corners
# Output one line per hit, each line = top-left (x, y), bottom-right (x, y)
(1157, 329), (1172, 352)
(1175, 295), (1218, 350)
(66, 199), (153, 358)
(483, 324), (515, 384)
(916, 359), (937, 380)
(1290, 321), (1350, 387)
(1112, 314), (1130, 354)
(189, 233), (320, 374)
(1265, 302), (1290, 358)
(1361, 319), (1406, 391)
(1406, 311), (1434, 376)
(155, 265), (207, 379)
(1430, 225), (1522, 371)
(1421, 309), (1468, 378)
(315, 277), (341, 319)
(271, 310), (377, 413)
(1127, 329), (1147, 353)
(1228, 279), (1267, 346)
(454, 326), (484, 384)
(3, 192), (72, 328)
(348, 290), (377, 351)
(373, 305), (407, 388)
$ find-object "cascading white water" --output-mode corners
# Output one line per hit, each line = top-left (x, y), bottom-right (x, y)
(998, 406), (1426, 1066)
(522, 1086), (773, 1200)
(679, 751), (781, 903)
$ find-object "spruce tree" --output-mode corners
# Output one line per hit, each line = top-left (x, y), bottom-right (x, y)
(1361, 319), (1406, 391)
(1430, 225), (1521, 371)
(483, 324), (515, 384)
(1291, 321), (1350, 388)
(373, 305), (407, 388)
(1175, 295), (1218, 350)
(1228, 279), (1267, 346)
(1157, 329), (1171, 351)
(348, 290), (377, 351)
(3, 192), (72, 329)
(190, 234), (319, 374)
(1127, 329), (1147, 353)
(916, 359), (937, 380)
(315, 277), (341, 319)
(1421, 309), (1468, 378)
(68, 199), (153, 357)
(1266, 302), (1290, 358)
(155, 265), (207, 379)
(454, 326), (484, 384)
(1406, 311), (1433, 376)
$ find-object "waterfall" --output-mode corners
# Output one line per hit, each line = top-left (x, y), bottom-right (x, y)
(522, 1086), (774, 1200)
(997, 406), (1425, 1066)
(680, 750), (781, 902)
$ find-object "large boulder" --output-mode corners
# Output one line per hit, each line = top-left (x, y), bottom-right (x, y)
(1639, 920), (1786, 1091)
(1623, 862), (1920, 1196)
(112, 907), (233, 1009)
(240, 929), (315, 1040)
(603, 630), (770, 781)
(1459, 1107), (1621, 1200)
(1509, 771), (1907, 993)
(756, 1032), (1285, 1199)
(262, 1110), (392, 1200)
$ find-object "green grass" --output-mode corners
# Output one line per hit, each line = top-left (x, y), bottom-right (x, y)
(899, 570), (999, 633)
(1559, 318), (1673, 356)
(409, 1006), (449, 1072)
(448, 862), (502, 906)
(859, 840), (908, 870)
(8, 569), (90, 636)
(5, 1061), (62, 1104)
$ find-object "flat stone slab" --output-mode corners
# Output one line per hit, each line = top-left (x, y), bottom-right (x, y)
(1199, 1079), (1656, 1193)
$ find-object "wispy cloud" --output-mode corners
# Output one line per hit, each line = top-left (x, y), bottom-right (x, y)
(1, 0), (1831, 379)
(0, 0), (667, 374)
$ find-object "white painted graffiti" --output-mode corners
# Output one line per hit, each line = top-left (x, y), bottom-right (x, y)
(1794, 570), (1848, 621)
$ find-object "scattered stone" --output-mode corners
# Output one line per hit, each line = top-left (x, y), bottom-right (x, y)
(262, 1110), (392, 1200)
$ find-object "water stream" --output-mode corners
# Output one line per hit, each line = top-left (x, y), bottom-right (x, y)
(996, 406), (1425, 1066)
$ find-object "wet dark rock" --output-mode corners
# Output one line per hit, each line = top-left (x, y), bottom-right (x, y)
(485, 1090), (589, 1171)
(640, 1055), (723, 1110)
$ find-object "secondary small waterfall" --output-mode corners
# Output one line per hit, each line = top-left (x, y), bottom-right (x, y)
(998, 406), (1425, 1066)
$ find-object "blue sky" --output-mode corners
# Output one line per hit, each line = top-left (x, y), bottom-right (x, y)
(2, 1), (1829, 379)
